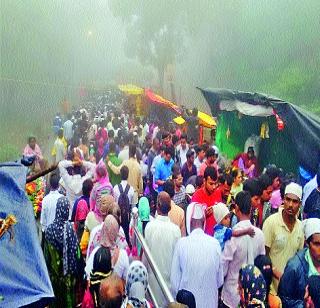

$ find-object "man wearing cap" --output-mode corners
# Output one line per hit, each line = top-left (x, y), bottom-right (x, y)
(185, 184), (195, 206)
(263, 182), (305, 296)
(278, 218), (320, 307)
(171, 202), (223, 308)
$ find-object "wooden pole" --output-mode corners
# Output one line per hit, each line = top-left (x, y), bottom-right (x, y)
(26, 164), (58, 183)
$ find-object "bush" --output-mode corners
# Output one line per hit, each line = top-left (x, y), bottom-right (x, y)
(0, 144), (20, 163)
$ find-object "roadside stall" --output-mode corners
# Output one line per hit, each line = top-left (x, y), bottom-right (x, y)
(198, 87), (320, 176)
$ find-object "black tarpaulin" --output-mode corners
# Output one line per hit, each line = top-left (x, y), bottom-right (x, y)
(198, 87), (320, 174)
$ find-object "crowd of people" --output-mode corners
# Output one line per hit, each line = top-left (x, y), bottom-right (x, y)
(22, 93), (320, 308)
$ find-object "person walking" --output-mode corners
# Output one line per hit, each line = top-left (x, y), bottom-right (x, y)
(171, 202), (223, 308)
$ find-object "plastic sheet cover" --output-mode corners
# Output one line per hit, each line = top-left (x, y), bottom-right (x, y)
(0, 162), (54, 307)
(199, 87), (320, 174)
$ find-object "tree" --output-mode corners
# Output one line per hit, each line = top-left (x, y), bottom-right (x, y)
(109, 1), (189, 94)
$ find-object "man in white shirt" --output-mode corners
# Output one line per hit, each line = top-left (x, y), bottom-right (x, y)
(113, 166), (135, 205)
(58, 159), (95, 216)
(113, 165), (135, 245)
(194, 145), (206, 174)
(63, 114), (73, 144)
(171, 202), (224, 308)
(40, 173), (63, 232)
(176, 134), (189, 167)
(144, 191), (181, 307)
(118, 135), (130, 162)
(221, 191), (265, 308)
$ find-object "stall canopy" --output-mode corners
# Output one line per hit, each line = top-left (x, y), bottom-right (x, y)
(118, 84), (144, 95)
(173, 111), (216, 128)
(0, 163), (54, 307)
(144, 88), (181, 114)
(198, 87), (320, 175)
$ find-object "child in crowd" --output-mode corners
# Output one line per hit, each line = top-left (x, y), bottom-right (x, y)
(305, 275), (320, 308)
(254, 255), (282, 308)
(213, 202), (255, 250)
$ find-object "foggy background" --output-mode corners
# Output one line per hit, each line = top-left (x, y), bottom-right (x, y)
(1, 0), (320, 161)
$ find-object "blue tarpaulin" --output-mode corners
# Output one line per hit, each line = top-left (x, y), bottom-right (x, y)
(0, 162), (54, 307)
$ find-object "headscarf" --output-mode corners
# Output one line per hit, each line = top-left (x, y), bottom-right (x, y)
(94, 195), (115, 223)
(122, 261), (149, 308)
(239, 264), (267, 307)
(90, 246), (113, 303)
(87, 200), (125, 259)
(45, 197), (78, 275)
(138, 197), (150, 233)
(90, 160), (113, 211)
(100, 215), (119, 249)
(95, 159), (110, 183)
(176, 289), (196, 308)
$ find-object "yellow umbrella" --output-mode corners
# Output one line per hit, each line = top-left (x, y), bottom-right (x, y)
(118, 84), (144, 95)
(173, 111), (216, 128)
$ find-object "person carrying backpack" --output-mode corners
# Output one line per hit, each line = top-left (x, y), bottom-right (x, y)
(114, 166), (134, 247)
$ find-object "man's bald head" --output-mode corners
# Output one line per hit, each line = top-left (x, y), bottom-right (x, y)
(99, 273), (124, 308)
(157, 191), (171, 215)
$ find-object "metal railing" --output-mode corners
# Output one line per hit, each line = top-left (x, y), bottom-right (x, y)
(131, 209), (175, 307)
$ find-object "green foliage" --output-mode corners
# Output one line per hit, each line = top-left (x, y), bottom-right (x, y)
(0, 144), (20, 163)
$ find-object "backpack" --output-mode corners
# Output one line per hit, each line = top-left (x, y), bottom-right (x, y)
(118, 184), (131, 222)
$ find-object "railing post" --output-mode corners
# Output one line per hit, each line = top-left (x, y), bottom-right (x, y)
(133, 231), (175, 304)
(131, 207), (138, 248)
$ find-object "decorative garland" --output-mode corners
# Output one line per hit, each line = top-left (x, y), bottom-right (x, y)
(25, 177), (45, 218)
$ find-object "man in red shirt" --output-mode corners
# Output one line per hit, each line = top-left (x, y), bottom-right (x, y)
(191, 166), (222, 235)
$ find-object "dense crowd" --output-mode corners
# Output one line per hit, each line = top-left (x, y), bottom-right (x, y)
(22, 92), (320, 308)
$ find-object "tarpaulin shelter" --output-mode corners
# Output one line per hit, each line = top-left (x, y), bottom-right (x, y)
(198, 88), (320, 175)
(173, 111), (216, 128)
(144, 88), (216, 128)
(0, 162), (54, 307)
(144, 88), (181, 114)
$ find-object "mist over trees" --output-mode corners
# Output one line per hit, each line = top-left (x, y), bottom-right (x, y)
(1, 0), (320, 160)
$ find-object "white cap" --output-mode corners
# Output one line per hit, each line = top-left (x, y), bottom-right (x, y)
(284, 182), (302, 200)
(213, 202), (230, 225)
(212, 145), (219, 155)
(303, 218), (320, 240)
(186, 202), (205, 235)
(131, 206), (138, 215)
(185, 184), (195, 196)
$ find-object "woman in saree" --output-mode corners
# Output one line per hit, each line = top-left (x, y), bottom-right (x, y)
(87, 201), (128, 260)
(44, 196), (83, 308)
(80, 194), (114, 257)
(121, 261), (151, 308)
(90, 160), (113, 211)
(237, 147), (259, 178)
(85, 215), (129, 281)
